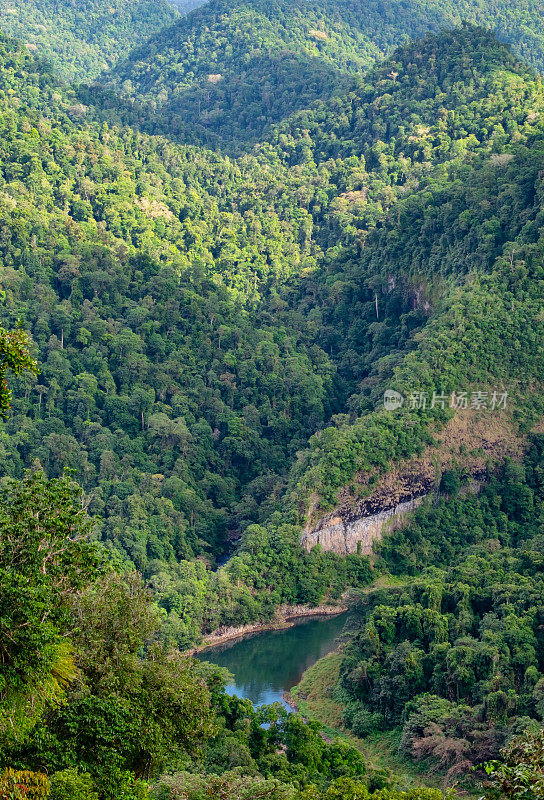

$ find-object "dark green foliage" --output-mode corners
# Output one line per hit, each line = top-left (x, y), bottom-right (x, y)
(439, 470), (460, 496)
(0, 471), (100, 749)
(283, 27), (544, 512)
(337, 440), (544, 778)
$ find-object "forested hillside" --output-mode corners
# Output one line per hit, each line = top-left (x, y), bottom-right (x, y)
(0, 30), (379, 648)
(0, 31), (330, 559)
(335, 441), (544, 781)
(0, 0), (178, 80)
(3, 27), (544, 646)
(97, 0), (544, 147)
(4, 0), (544, 794)
(281, 28), (544, 515)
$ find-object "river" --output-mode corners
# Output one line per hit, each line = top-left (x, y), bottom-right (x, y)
(196, 611), (353, 709)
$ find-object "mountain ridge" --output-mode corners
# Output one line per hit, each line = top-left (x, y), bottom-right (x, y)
(95, 0), (544, 148)
(0, 0), (179, 80)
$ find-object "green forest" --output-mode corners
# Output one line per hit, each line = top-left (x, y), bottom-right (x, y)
(0, 0), (179, 81)
(96, 0), (544, 147)
(339, 443), (544, 777)
(3, 0), (544, 796)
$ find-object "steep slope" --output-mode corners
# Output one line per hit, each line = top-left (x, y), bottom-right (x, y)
(0, 0), (178, 81)
(97, 0), (544, 147)
(257, 30), (544, 781)
(291, 443), (544, 782)
(0, 32), (335, 567)
(277, 29), (544, 530)
(3, 26), (544, 647)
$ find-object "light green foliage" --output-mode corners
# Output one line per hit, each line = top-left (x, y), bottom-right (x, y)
(49, 769), (99, 800)
(71, 572), (163, 695)
(0, 0), (178, 80)
(152, 772), (448, 799)
(152, 770), (298, 800)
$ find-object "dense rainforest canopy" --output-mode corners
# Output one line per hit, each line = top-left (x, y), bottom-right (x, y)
(96, 0), (544, 147)
(0, 0), (179, 81)
(3, 0), (544, 795)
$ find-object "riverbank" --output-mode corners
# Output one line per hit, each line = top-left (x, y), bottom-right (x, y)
(283, 646), (480, 795)
(283, 650), (346, 725)
(187, 603), (348, 654)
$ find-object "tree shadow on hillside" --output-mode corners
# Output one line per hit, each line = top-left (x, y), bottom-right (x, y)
(80, 49), (361, 153)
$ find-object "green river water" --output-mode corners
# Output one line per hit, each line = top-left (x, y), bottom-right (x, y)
(196, 612), (353, 709)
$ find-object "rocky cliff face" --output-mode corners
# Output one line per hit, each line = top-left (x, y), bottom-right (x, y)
(301, 495), (427, 555)
(301, 408), (524, 557)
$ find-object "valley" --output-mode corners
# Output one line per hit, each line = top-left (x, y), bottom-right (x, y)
(2, 1), (544, 797)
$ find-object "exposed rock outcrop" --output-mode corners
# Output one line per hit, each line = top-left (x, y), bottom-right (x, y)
(302, 408), (524, 556)
(301, 495), (427, 555)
